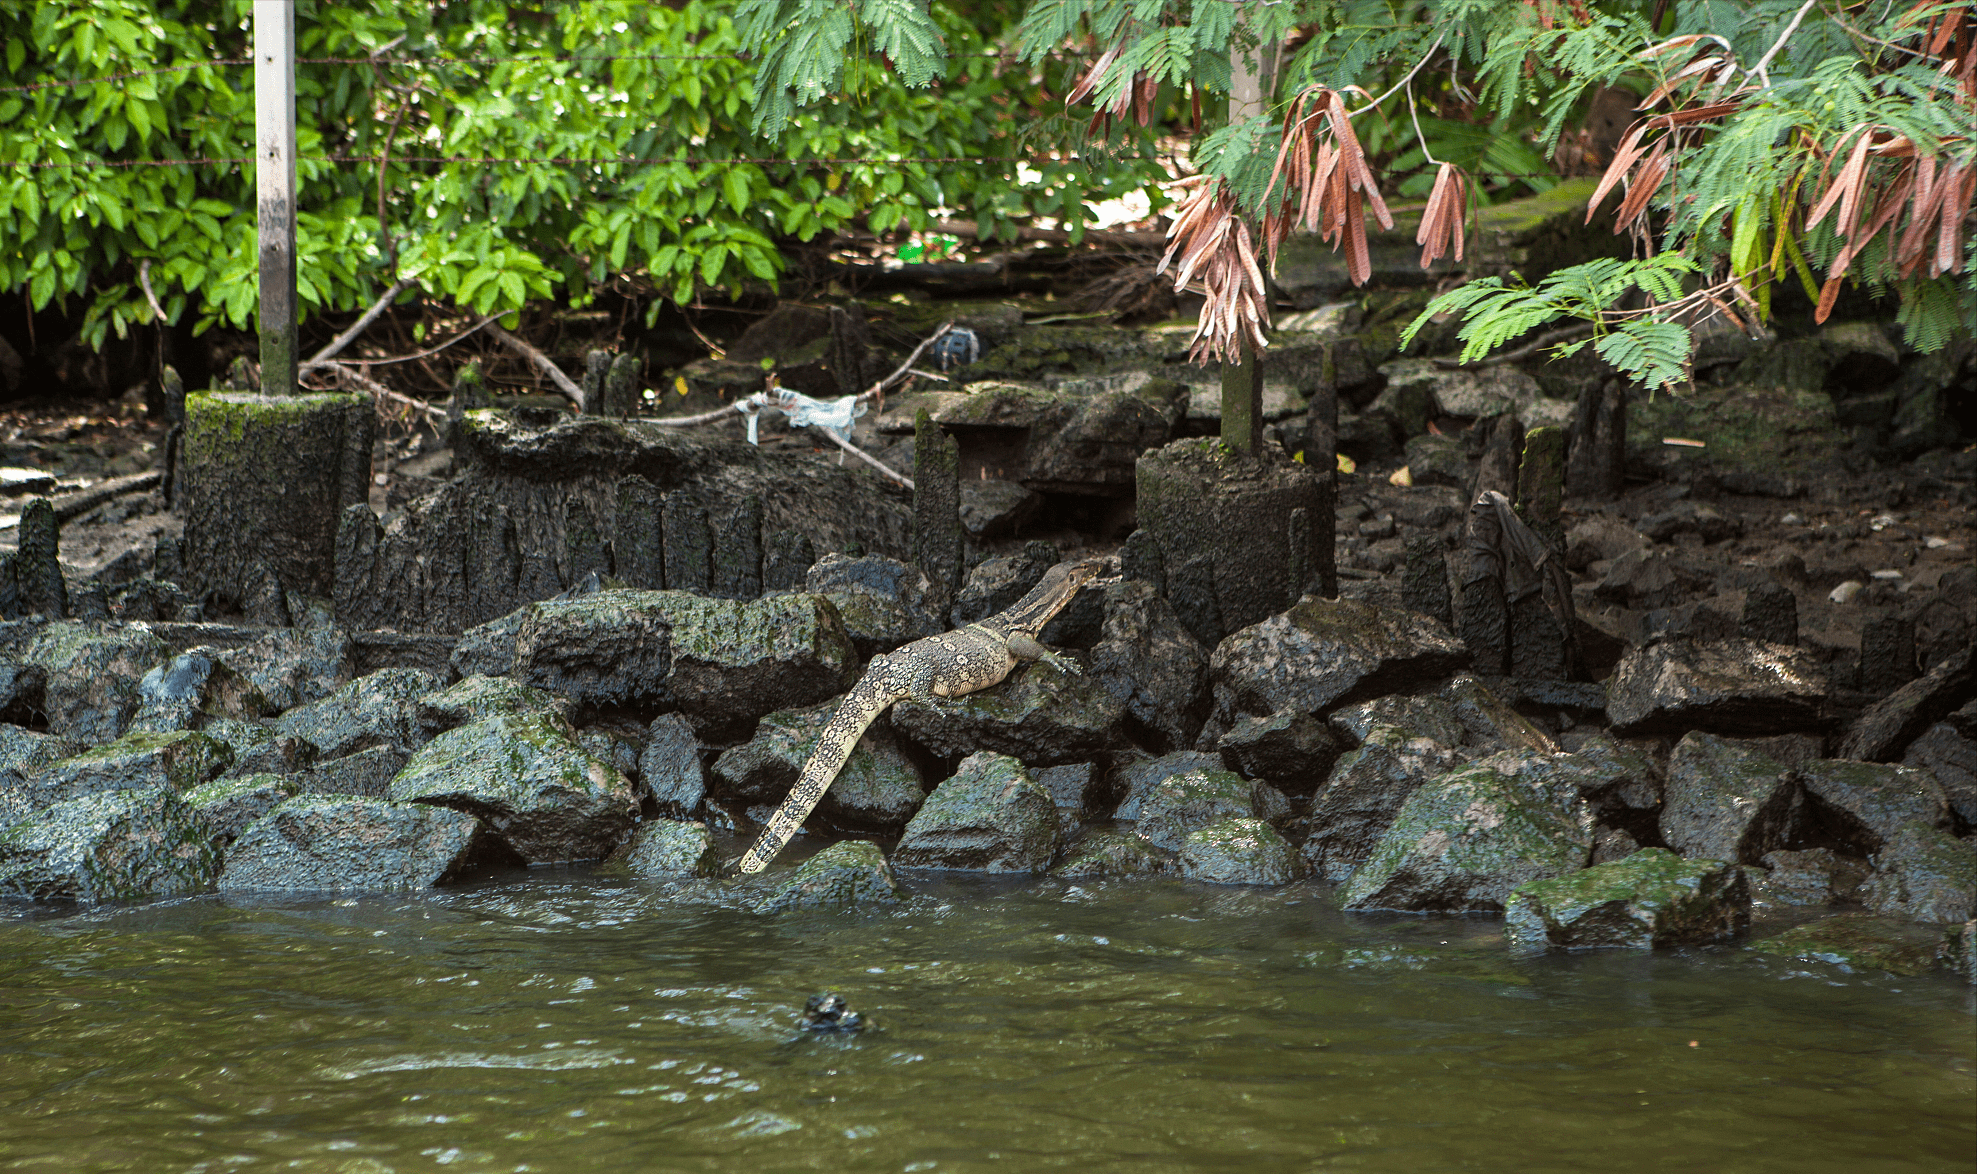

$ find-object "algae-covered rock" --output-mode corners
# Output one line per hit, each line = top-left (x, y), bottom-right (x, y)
(1111, 750), (1226, 819)
(1208, 596), (1469, 725)
(451, 606), (528, 679)
(1944, 920), (1976, 984)
(1752, 913), (1947, 976)
(1505, 849), (1749, 954)
(893, 751), (1062, 872)
(1343, 750), (1595, 912)
(1215, 707), (1343, 793)
(891, 657), (1133, 766)
(805, 554), (946, 658)
(603, 818), (720, 878)
(216, 623), (355, 712)
(639, 712), (707, 817)
(0, 726), (82, 823)
(416, 674), (566, 736)
(1179, 817), (1300, 886)
(1134, 767), (1265, 851)
(1757, 847), (1869, 906)
(295, 745), (408, 799)
(1862, 821), (1977, 924)
(1660, 733), (1802, 864)
(754, 839), (905, 912)
(1033, 762), (1103, 820)
(1329, 692), (1468, 750)
(219, 795), (491, 893)
(708, 699), (925, 831)
(1607, 638), (1827, 736)
(511, 589), (859, 737)
(1301, 738), (1465, 883)
(389, 711), (638, 863)
(1796, 759), (1951, 854)
(1440, 674), (1558, 754)
(23, 622), (170, 744)
(1087, 579), (1211, 754)
(203, 717), (317, 779)
(0, 785), (220, 902)
(128, 651), (276, 734)
(275, 667), (441, 759)
(22, 729), (233, 811)
(1052, 830), (1176, 879)
(183, 772), (296, 843)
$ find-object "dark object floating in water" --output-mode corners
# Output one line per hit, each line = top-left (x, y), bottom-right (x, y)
(801, 991), (865, 1033)
(933, 327), (980, 371)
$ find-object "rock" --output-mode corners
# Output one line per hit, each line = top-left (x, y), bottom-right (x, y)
(22, 622), (169, 745)
(1862, 821), (1977, 923)
(1661, 733), (1803, 864)
(19, 729), (233, 815)
(753, 840), (905, 912)
(1343, 750), (1595, 912)
(1565, 733), (1666, 827)
(1902, 722), (1977, 826)
(1439, 674), (1558, 753)
(183, 773), (296, 843)
(1086, 580), (1211, 754)
(1215, 708), (1344, 793)
(1752, 913), (1948, 976)
(1134, 767), (1267, 850)
(1592, 549), (1701, 610)
(1112, 750), (1226, 819)
(602, 818), (720, 878)
(451, 607), (526, 679)
(511, 589), (859, 738)
(958, 478), (1043, 538)
(805, 553), (945, 658)
(1177, 817), (1300, 885)
(219, 796), (496, 892)
(1329, 693), (1468, 750)
(0, 786), (221, 902)
(892, 751), (1061, 872)
(128, 652), (275, 734)
(708, 699), (925, 831)
(1796, 759), (1950, 854)
(216, 625), (355, 712)
(1758, 848), (1868, 905)
(275, 667), (441, 759)
(0, 659), (45, 725)
(640, 712), (708, 818)
(389, 712), (639, 863)
(576, 726), (642, 781)
(1402, 433), (1469, 488)
(1945, 920), (1976, 984)
(1638, 501), (1742, 544)
(1033, 762), (1103, 821)
(1590, 826), (1641, 864)
(295, 745), (411, 799)
(1207, 597), (1469, 727)
(948, 545), (1053, 626)
(891, 657), (1132, 766)
(1607, 638), (1827, 737)
(1378, 359), (1554, 426)
(1301, 737), (1467, 883)
(0, 727), (83, 822)
(1837, 643), (1977, 763)
(1052, 830), (1176, 879)
(416, 674), (565, 735)
(1505, 849), (1749, 953)
(1564, 514), (1648, 571)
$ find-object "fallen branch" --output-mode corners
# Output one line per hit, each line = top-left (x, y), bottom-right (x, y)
(137, 260), (170, 325)
(812, 424), (914, 490)
(487, 321), (586, 410)
(299, 277), (418, 374)
(325, 362), (450, 427)
(644, 321), (954, 428)
(49, 470), (163, 525)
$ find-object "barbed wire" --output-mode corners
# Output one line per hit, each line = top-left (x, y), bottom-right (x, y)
(0, 49), (1074, 95)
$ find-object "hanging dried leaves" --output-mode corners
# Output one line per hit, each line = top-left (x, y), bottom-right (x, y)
(1416, 163), (1469, 268)
(1154, 177), (1271, 362)
(1065, 46), (1159, 135)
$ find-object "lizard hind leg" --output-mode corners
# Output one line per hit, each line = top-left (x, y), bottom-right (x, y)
(1005, 633), (1082, 676)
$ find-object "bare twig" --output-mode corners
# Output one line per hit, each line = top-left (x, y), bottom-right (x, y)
(812, 425), (914, 489)
(1432, 322), (1597, 368)
(323, 362), (450, 426)
(300, 277), (417, 374)
(1351, 35), (1444, 118)
(333, 311), (501, 366)
(486, 321), (585, 409)
(136, 259), (170, 325)
(1750, 0), (1822, 84)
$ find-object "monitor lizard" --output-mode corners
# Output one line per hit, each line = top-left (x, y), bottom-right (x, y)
(732, 556), (1108, 875)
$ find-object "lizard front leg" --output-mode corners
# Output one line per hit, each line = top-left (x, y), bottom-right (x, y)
(1005, 632), (1081, 676)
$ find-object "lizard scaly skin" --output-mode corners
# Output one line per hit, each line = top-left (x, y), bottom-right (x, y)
(733, 557), (1106, 875)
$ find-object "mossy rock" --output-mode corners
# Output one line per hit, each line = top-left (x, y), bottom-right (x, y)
(1751, 913), (1949, 976)
(0, 785), (221, 903)
(1178, 816), (1301, 886)
(602, 818), (720, 879)
(1505, 848), (1749, 954)
(894, 751), (1062, 873)
(754, 839), (905, 913)
(1052, 830), (1176, 879)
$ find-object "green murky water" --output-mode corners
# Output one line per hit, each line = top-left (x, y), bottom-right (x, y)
(3, 859), (1972, 1174)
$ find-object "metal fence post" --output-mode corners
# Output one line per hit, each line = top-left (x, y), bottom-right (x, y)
(254, 0), (298, 396)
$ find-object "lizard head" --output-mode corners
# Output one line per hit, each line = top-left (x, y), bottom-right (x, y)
(1000, 556), (1112, 632)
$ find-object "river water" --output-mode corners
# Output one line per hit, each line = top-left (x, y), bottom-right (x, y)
(3, 857), (1972, 1173)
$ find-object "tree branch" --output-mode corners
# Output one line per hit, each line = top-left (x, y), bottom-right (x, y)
(1433, 322), (1596, 368)
(136, 259), (170, 325)
(1750, 0), (1821, 84)
(487, 321), (585, 410)
(299, 277), (417, 374)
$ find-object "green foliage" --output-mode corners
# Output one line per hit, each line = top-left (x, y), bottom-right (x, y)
(1, 0), (1170, 350)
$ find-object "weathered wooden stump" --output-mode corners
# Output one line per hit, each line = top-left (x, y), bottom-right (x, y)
(1402, 535), (1453, 628)
(914, 408), (963, 604)
(180, 391), (374, 612)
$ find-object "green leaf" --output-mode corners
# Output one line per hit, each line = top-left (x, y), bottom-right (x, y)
(723, 169), (750, 216)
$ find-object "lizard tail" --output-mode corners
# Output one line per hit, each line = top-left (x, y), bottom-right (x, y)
(734, 678), (896, 875)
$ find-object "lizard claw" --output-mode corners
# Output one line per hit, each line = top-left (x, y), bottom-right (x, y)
(1039, 650), (1082, 676)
